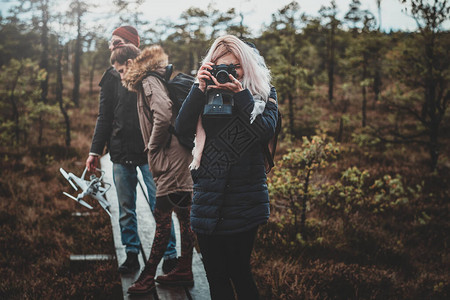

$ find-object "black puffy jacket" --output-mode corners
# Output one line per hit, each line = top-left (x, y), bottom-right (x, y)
(89, 67), (147, 166)
(175, 86), (278, 235)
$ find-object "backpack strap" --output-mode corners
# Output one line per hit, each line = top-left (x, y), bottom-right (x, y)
(144, 66), (193, 149)
(263, 145), (275, 174)
(263, 108), (282, 173)
(165, 64), (173, 81)
(146, 66), (177, 109)
(146, 64), (172, 83)
(146, 70), (166, 84)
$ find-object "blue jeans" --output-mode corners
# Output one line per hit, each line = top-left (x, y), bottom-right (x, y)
(113, 163), (177, 258)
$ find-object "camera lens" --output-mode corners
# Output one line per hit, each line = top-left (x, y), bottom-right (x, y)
(215, 70), (230, 84)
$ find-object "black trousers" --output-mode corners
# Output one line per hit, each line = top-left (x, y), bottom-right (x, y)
(197, 226), (259, 300)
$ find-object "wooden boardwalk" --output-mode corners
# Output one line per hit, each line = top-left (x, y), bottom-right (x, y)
(101, 154), (211, 300)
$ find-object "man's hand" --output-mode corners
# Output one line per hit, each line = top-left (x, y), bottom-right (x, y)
(86, 155), (99, 172)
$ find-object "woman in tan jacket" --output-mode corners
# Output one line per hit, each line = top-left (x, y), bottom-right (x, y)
(110, 43), (194, 295)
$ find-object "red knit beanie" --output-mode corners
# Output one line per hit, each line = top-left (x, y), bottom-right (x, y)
(112, 26), (140, 47)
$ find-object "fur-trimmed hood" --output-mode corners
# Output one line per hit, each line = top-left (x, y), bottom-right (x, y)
(122, 45), (168, 92)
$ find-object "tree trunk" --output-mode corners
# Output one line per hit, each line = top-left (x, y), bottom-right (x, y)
(373, 53), (382, 108)
(429, 123), (439, 171)
(38, 118), (43, 145)
(39, 5), (49, 104)
(9, 66), (23, 145)
(337, 100), (349, 142)
(425, 60), (438, 171)
(288, 92), (294, 138)
(38, 3), (50, 145)
(57, 43), (71, 147)
(89, 55), (96, 96)
(424, 32), (439, 171)
(337, 117), (344, 142)
(328, 23), (336, 103)
(72, 12), (82, 107)
(362, 55), (368, 128)
(377, 0), (382, 31)
(87, 38), (95, 96)
(300, 169), (311, 238)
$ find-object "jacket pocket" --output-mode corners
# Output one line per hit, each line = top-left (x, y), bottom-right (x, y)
(149, 148), (170, 177)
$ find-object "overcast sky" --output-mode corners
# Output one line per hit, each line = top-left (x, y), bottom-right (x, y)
(1, 0), (448, 36)
(135, 0), (419, 33)
(135, 0), (416, 31)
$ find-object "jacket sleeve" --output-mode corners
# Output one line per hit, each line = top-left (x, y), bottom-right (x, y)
(145, 77), (173, 153)
(89, 68), (116, 155)
(233, 88), (278, 142)
(175, 84), (206, 138)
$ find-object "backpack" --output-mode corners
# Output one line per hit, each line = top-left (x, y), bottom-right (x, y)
(263, 108), (282, 174)
(146, 64), (195, 149)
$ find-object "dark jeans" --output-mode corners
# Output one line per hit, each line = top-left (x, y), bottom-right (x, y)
(197, 226), (259, 300)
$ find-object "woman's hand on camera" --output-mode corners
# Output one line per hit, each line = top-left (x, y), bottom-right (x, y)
(209, 74), (243, 94)
(197, 62), (214, 93)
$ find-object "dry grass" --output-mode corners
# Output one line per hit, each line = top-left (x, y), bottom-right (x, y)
(0, 84), (122, 299)
(1, 76), (449, 299)
(252, 88), (450, 299)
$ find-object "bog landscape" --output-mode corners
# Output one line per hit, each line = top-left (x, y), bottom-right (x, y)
(0, 1), (449, 299)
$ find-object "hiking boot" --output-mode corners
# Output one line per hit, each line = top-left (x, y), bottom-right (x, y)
(127, 266), (155, 295)
(118, 252), (140, 274)
(155, 256), (194, 287)
(162, 257), (178, 274)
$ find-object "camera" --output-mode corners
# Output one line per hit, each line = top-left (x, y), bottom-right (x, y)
(202, 64), (237, 118)
(203, 89), (234, 118)
(207, 64), (237, 85)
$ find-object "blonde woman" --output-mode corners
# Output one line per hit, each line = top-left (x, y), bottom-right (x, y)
(175, 35), (278, 300)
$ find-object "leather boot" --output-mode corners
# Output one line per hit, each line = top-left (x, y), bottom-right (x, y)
(162, 257), (178, 274)
(118, 252), (140, 274)
(155, 256), (194, 287)
(127, 266), (155, 295)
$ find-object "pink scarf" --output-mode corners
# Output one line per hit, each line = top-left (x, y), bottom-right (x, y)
(189, 116), (206, 170)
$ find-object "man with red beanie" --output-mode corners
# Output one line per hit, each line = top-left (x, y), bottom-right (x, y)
(86, 25), (178, 275)
(109, 25), (140, 50)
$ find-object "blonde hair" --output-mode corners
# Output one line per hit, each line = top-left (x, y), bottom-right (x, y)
(202, 35), (271, 101)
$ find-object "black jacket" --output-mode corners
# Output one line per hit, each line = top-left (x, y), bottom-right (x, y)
(89, 67), (147, 166)
(175, 86), (278, 235)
